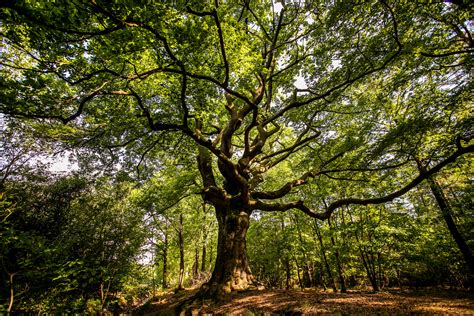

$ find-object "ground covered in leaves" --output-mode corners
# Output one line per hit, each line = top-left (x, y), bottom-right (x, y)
(137, 288), (474, 315)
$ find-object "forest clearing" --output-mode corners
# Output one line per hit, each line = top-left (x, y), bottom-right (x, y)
(1, 0), (473, 314)
(139, 288), (474, 315)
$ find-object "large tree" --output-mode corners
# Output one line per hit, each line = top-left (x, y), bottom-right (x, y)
(1, 0), (472, 299)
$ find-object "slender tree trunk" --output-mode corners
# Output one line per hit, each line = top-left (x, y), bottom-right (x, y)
(278, 216), (290, 290)
(201, 203), (208, 272)
(201, 244), (207, 272)
(308, 262), (316, 287)
(7, 273), (15, 313)
(359, 248), (379, 292)
(377, 252), (384, 289)
(285, 258), (291, 289)
(192, 248), (199, 279)
(99, 278), (112, 312)
(200, 208), (253, 300)
(209, 243), (213, 270)
(292, 214), (312, 288)
(369, 251), (379, 291)
(162, 229), (168, 289)
(427, 176), (474, 275)
(318, 261), (328, 290)
(328, 218), (346, 293)
(313, 220), (337, 292)
(152, 247), (156, 297)
(177, 213), (185, 290)
(295, 259), (303, 288)
(303, 264), (312, 288)
(348, 211), (379, 291)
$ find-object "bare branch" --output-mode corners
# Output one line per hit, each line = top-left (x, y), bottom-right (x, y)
(420, 49), (474, 58)
(252, 144), (473, 220)
(212, 9), (230, 87)
(186, 6), (229, 87)
(325, 144), (473, 213)
(180, 69), (189, 126)
(252, 200), (328, 220)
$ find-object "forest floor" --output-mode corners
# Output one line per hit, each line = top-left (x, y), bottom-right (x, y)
(137, 287), (474, 315)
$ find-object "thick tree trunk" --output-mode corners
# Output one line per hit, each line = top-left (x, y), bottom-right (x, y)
(200, 209), (254, 300)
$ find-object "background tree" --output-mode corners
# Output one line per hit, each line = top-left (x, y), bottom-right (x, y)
(0, 170), (146, 312)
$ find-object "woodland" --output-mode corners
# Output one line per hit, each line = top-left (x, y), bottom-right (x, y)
(0, 0), (473, 314)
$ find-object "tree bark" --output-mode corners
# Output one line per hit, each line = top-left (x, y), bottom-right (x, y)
(328, 218), (346, 293)
(200, 208), (254, 300)
(7, 272), (14, 313)
(285, 258), (291, 289)
(359, 248), (379, 292)
(313, 220), (337, 292)
(192, 247), (199, 279)
(348, 209), (379, 291)
(427, 176), (474, 276)
(292, 214), (313, 288)
(162, 228), (168, 289)
(201, 244), (207, 272)
(177, 213), (185, 290)
(201, 204), (208, 272)
(295, 259), (303, 288)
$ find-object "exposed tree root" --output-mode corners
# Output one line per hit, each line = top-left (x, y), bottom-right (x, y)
(174, 280), (265, 314)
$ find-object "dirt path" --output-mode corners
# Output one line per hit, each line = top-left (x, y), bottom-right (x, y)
(140, 288), (474, 315)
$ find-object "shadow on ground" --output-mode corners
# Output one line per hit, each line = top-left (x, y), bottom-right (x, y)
(136, 288), (474, 315)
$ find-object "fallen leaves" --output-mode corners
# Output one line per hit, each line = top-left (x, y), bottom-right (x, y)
(143, 288), (474, 315)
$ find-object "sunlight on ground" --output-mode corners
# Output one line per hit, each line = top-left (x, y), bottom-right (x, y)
(144, 289), (474, 315)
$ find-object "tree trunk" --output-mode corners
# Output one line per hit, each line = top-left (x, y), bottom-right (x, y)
(162, 228), (168, 289)
(328, 218), (346, 293)
(7, 272), (15, 313)
(285, 258), (291, 289)
(192, 248), (199, 279)
(427, 176), (474, 275)
(201, 244), (207, 272)
(295, 259), (303, 288)
(348, 209), (379, 291)
(201, 203), (208, 272)
(360, 248), (379, 292)
(302, 264), (312, 288)
(318, 261), (328, 290)
(200, 209), (253, 300)
(292, 214), (313, 288)
(209, 243), (213, 270)
(313, 220), (337, 292)
(177, 213), (185, 290)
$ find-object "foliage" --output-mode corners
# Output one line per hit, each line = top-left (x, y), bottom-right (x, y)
(0, 0), (473, 310)
(0, 174), (146, 312)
